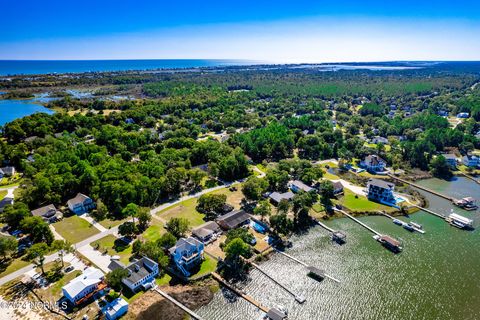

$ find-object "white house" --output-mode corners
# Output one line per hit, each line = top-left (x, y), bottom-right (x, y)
(122, 257), (159, 292)
(169, 237), (204, 277)
(62, 267), (105, 305)
(360, 155), (387, 173)
(462, 155), (479, 167)
(67, 193), (96, 214)
(102, 297), (129, 320)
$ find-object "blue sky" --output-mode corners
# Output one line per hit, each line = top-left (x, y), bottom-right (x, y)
(2, 0), (480, 61)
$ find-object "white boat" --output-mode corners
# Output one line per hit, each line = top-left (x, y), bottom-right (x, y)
(447, 212), (474, 229)
(409, 222), (422, 229)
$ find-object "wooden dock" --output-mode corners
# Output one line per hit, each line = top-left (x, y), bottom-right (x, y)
(459, 172), (480, 185)
(275, 249), (341, 283)
(153, 287), (205, 320)
(211, 272), (269, 313)
(315, 219), (336, 233)
(412, 205), (446, 219)
(335, 208), (381, 236)
(387, 174), (455, 201)
(250, 261), (306, 303)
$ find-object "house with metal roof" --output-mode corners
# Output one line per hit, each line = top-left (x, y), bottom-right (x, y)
(169, 237), (204, 277)
(62, 267), (105, 305)
(67, 193), (96, 214)
(31, 204), (63, 223)
(216, 209), (251, 230)
(360, 155), (386, 173)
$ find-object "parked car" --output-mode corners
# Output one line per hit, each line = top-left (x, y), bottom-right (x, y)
(64, 266), (75, 273)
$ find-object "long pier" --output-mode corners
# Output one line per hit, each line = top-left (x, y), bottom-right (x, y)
(153, 287), (205, 320)
(458, 172), (480, 185)
(387, 174), (455, 201)
(211, 272), (269, 313)
(250, 261), (306, 303)
(315, 219), (336, 233)
(334, 208), (381, 236)
(411, 205), (446, 219)
(275, 249), (341, 283)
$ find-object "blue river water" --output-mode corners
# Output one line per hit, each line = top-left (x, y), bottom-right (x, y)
(0, 94), (55, 126)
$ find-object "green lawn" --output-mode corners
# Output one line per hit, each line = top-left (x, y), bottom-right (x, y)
(91, 235), (132, 265)
(0, 190), (7, 200)
(155, 274), (172, 286)
(194, 256), (218, 277)
(336, 189), (394, 212)
(98, 217), (129, 229)
(53, 215), (100, 243)
(142, 224), (166, 242)
(312, 203), (324, 213)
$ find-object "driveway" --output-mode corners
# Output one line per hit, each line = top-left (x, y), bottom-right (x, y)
(77, 244), (113, 273)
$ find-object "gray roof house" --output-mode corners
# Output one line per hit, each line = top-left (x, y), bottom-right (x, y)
(122, 257), (159, 293)
(67, 193), (95, 215)
(269, 191), (295, 205)
(289, 180), (314, 193)
(31, 204), (63, 223)
(0, 166), (15, 177)
(0, 197), (14, 212)
(216, 210), (251, 230)
(192, 221), (221, 242)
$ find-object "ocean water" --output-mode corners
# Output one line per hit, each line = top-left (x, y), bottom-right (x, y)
(0, 59), (254, 76)
(198, 177), (480, 320)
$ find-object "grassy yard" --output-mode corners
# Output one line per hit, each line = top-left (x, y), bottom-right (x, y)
(155, 273), (172, 286)
(194, 256), (218, 277)
(0, 190), (6, 200)
(158, 184), (244, 227)
(91, 235), (132, 265)
(336, 189), (395, 213)
(53, 215), (100, 243)
(98, 217), (129, 229)
(142, 224), (166, 242)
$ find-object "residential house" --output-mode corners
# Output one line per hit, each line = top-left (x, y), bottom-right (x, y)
(462, 155), (479, 167)
(31, 204), (63, 223)
(269, 191), (295, 205)
(443, 154), (458, 168)
(0, 166), (15, 178)
(456, 112), (469, 118)
(67, 193), (96, 214)
(216, 209), (251, 230)
(367, 179), (396, 205)
(289, 180), (314, 193)
(102, 297), (129, 320)
(360, 155), (387, 173)
(370, 136), (389, 145)
(0, 197), (14, 213)
(62, 267), (105, 305)
(122, 257), (159, 292)
(192, 221), (221, 243)
(169, 237), (204, 277)
(332, 181), (344, 195)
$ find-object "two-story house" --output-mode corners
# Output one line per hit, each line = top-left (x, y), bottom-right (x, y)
(121, 257), (159, 292)
(462, 155), (479, 167)
(67, 193), (96, 215)
(169, 237), (204, 277)
(0, 166), (15, 179)
(367, 179), (396, 206)
(62, 267), (105, 305)
(443, 154), (458, 168)
(31, 204), (63, 223)
(360, 155), (387, 173)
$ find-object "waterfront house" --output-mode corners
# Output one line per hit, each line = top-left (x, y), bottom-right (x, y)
(62, 267), (105, 305)
(443, 154), (457, 168)
(269, 191), (295, 205)
(31, 204), (63, 223)
(102, 297), (129, 320)
(192, 221), (221, 243)
(122, 257), (159, 292)
(367, 179), (396, 205)
(169, 237), (204, 277)
(360, 155), (387, 173)
(67, 193), (96, 214)
(216, 209), (251, 230)
(462, 155), (479, 167)
(289, 180), (314, 193)
(0, 166), (15, 178)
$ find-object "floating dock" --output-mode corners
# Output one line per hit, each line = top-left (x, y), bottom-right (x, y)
(379, 211), (425, 234)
